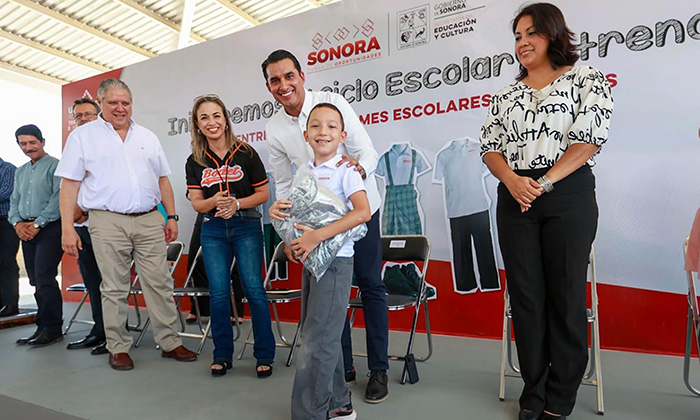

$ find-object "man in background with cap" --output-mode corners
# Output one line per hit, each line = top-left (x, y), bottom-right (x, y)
(0, 156), (20, 318)
(9, 124), (64, 347)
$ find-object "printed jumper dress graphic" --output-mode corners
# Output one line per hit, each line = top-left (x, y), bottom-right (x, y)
(376, 143), (430, 236)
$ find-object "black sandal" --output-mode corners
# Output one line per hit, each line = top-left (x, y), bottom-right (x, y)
(256, 363), (273, 378)
(211, 360), (232, 377)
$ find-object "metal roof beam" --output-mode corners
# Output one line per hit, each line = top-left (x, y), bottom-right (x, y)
(116, 0), (207, 43)
(213, 0), (260, 26)
(178, 0), (197, 49)
(0, 28), (111, 72)
(0, 59), (68, 84)
(9, 0), (156, 58)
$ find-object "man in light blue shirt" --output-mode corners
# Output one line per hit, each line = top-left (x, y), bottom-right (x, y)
(9, 124), (64, 347)
(0, 157), (20, 318)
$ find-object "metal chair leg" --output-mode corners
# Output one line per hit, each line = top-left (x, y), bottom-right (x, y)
(134, 317), (151, 348)
(286, 320), (303, 367)
(196, 319), (212, 355)
(417, 301), (433, 362)
(127, 292), (142, 331)
(231, 292), (241, 341)
(272, 302), (293, 346)
(63, 291), (89, 335)
(684, 305), (700, 396)
(499, 291), (510, 401)
(593, 313), (605, 414)
(400, 295), (425, 385)
(237, 324), (254, 360)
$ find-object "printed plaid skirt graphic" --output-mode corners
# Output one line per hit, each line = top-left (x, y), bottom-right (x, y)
(382, 184), (422, 235)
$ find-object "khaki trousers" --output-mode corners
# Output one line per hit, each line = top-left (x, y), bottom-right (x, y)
(89, 210), (181, 354)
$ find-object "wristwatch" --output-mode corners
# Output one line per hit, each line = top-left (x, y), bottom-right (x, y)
(167, 214), (179, 221)
(33, 222), (41, 229)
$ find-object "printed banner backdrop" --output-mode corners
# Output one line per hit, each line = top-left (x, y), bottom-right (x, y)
(61, 0), (700, 355)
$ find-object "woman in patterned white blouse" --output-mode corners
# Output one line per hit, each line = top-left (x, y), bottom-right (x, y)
(479, 3), (613, 420)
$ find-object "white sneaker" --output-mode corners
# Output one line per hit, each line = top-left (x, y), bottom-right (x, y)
(328, 402), (357, 420)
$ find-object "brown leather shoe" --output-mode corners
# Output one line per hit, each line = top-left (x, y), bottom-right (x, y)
(161, 345), (197, 362)
(109, 352), (134, 371)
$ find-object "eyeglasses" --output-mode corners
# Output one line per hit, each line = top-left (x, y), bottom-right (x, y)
(193, 94), (220, 103)
(73, 112), (97, 119)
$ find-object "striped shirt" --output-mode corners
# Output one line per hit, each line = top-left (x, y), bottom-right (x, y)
(0, 158), (16, 216)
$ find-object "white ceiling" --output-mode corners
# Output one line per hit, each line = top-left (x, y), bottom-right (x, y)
(0, 0), (337, 85)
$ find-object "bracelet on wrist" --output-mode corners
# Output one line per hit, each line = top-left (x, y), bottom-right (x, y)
(537, 175), (554, 193)
(235, 199), (240, 211)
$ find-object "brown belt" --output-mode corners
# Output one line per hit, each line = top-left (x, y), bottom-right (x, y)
(111, 207), (158, 217)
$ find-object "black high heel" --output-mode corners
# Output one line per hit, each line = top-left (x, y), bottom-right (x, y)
(211, 360), (232, 377)
(256, 363), (273, 378)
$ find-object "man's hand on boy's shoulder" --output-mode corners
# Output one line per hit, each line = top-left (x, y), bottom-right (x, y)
(337, 154), (366, 179)
(269, 199), (292, 221)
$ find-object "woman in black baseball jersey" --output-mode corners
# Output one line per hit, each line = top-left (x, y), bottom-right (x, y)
(185, 95), (275, 378)
(480, 3), (613, 419)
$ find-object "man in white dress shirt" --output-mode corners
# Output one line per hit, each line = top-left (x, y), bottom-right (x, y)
(263, 50), (389, 403)
(56, 78), (196, 371)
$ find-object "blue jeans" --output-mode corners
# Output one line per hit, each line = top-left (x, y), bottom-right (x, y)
(200, 214), (275, 364)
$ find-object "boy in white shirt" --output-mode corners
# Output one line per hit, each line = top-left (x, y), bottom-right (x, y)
(271, 103), (370, 420)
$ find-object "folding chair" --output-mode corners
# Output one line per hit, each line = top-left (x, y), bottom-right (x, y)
(132, 241), (184, 347)
(170, 246), (242, 354)
(499, 247), (604, 414)
(682, 236), (700, 396)
(348, 235), (433, 384)
(64, 260), (138, 335)
(237, 242), (303, 367)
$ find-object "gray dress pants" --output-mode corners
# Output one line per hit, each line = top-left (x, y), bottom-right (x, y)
(292, 257), (353, 420)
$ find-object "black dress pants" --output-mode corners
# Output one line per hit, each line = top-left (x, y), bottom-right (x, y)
(22, 220), (64, 333)
(0, 216), (20, 308)
(497, 186), (597, 416)
(341, 210), (390, 371)
(76, 226), (105, 340)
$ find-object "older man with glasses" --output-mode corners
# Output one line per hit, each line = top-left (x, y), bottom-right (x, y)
(63, 98), (109, 355)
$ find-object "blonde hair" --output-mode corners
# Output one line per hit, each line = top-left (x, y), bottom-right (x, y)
(190, 95), (251, 166)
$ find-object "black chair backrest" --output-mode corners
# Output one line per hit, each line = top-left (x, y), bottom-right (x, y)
(381, 235), (430, 263)
(166, 241), (184, 264)
(271, 242), (289, 264)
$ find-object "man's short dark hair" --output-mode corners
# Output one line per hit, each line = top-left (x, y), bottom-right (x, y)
(15, 124), (44, 143)
(72, 98), (101, 115)
(261, 50), (302, 81)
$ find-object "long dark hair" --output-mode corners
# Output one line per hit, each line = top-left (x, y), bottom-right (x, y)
(512, 3), (579, 81)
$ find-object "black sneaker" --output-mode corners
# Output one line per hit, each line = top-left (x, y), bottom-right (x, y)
(345, 367), (356, 386)
(364, 370), (388, 403)
(328, 401), (357, 419)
